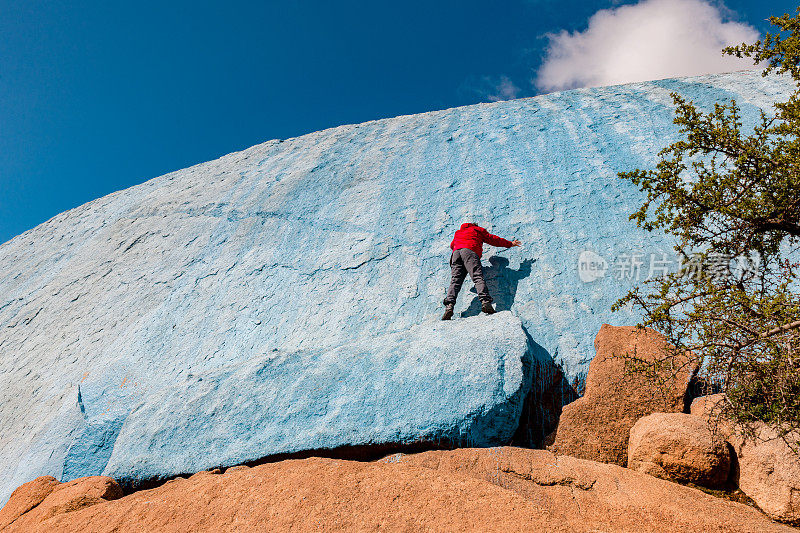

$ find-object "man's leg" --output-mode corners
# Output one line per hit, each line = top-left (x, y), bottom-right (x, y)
(443, 250), (467, 306)
(461, 249), (493, 305)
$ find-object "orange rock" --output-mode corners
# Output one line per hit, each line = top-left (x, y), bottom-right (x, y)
(628, 412), (730, 487)
(3, 447), (793, 532)
(0, 476), (60, 530)
(729, 423), (800, 525)
(0, 475), (122, 531)
(690, 393), (727, 419)
(399, 447), (790, 532)
(691, 394), (800, 524)
(26, 476), (123, 522)
(549, 324), (697, 465)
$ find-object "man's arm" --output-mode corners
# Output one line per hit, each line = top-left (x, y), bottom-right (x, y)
(479, 228), (521, 248)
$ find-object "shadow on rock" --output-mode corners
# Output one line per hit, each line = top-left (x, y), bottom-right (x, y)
(511, 330), (582, 449)
(455, 255), (580, 448)
(461, 256), (535, 317)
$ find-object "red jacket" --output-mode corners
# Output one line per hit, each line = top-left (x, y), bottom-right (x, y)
(450, 223), (514, 258)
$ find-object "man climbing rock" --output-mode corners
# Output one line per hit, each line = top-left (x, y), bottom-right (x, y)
(442, 223), (521, 320)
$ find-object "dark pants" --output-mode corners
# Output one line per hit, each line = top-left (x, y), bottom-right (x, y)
(443, 248), (492, 306)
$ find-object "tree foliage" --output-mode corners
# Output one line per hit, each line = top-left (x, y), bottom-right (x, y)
(614, 9), (800, 448)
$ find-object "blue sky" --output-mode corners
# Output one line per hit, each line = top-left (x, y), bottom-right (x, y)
(0, 0), (795, 243)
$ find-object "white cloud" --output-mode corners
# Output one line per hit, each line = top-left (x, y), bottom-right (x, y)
(489, 76), (522, 101)
(460, 75), (522, 102)
(535, 0), (760, 92)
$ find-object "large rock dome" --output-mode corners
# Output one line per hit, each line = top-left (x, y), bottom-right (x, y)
(0, 69), (792, 503)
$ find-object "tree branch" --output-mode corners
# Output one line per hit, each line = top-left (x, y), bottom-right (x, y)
(735, 319), (800, 350)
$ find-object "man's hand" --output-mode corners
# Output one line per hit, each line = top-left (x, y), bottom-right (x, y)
(511, 239), (521, 247)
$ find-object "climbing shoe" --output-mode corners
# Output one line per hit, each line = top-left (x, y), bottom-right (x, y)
(481, 303), (496, 315)
(442, 304), (454, 320)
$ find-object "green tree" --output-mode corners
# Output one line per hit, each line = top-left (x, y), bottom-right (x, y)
(614, 9), (800, 448)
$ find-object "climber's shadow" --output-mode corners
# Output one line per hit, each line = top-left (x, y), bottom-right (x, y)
(461, 257), (535, 318)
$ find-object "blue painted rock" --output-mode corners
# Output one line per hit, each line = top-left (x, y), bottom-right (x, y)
(101, 312), (530, 485)
(0, 70), (792, 503)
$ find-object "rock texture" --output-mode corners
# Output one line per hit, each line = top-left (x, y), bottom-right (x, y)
(628, 412), (731, 487)
(0, 70), (792, 503)
(690, 395), (800, 524)
(3, 448), (793, 533)
(1, 476), (121, 530)
(549, 325), (697, 465)
(0, 476), (61, 530)
(690, 393), (727, 419)
(731, 424), (800, 525)
(101, 312), (530, 485)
